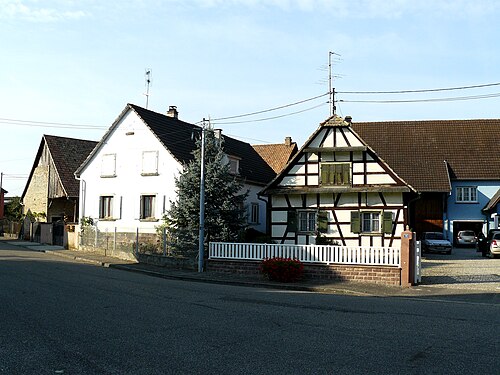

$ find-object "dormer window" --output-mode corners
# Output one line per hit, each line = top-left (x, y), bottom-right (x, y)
(228, 156), (240, 175)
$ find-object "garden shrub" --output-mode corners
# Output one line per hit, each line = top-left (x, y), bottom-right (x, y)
(260, 257), (304, 282)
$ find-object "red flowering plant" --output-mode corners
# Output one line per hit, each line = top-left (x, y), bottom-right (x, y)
(260, 257), (304, 283)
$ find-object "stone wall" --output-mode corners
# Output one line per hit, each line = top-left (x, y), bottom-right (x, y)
(23, 165), (49, 218)
(207, 259), (402, 286)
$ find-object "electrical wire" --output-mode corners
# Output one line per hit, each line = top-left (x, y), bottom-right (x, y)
(211, 92), (329, 121)
(338, 92), (500, 104)
(337, 82), (500, 94)
(0, 118), (107, 130)
(212, 102), (328, 125)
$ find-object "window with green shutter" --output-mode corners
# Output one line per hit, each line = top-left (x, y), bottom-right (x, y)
(320, 163), (351, 186)
(317, 211), (328, 233)
(351, 211), (361, 233)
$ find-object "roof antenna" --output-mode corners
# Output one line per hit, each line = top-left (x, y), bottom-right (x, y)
(144, 69), (152, 109)
(328, 51), (341, 116)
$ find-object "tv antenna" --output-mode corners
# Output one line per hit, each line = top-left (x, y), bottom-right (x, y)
(328, 52), (342, 116)
(144, 69), (152, 109)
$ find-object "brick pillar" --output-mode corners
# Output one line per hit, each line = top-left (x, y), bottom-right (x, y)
(400, 227), (414, 287)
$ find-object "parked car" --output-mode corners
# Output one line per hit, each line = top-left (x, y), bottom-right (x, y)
(478, 229), (500, 257)
(421, 232), (452, 255)
(456, 230), (477, 247)
(487, 232), (500, 258)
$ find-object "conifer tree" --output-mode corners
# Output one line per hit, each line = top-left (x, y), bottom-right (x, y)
(165, 129), (248, 255)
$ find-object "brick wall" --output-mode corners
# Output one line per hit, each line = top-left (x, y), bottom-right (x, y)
(207, 259), (401, 286)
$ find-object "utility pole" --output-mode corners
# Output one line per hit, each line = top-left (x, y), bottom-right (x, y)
(198, 119), (207, 272)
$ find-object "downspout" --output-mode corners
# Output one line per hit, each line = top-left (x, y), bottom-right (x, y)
(257, 193), (269, 235)
(443, 160), (453, 239)
(74, 176), (86, 221)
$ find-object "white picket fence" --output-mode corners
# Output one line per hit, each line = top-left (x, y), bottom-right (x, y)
(209, 242), (401, 267)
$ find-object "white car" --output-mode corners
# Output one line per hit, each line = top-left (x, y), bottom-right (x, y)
(421, 232), (452, 255)
(456, 230), (477, 247)
(488, 232), (500, 258)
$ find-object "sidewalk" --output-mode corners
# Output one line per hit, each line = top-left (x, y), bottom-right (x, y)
(6, 239), (497, 299)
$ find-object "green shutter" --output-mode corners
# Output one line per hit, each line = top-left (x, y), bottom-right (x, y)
(351, 211), (361, 233)
(317, 211), (328, 233)
(383, 211), (393, 234)
(286, 210), (297, 232)
(342, 163), (351, 185)
(320, 165), (329, 186)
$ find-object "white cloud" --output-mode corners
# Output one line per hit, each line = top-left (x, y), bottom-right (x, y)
(0, 0), (88, 22)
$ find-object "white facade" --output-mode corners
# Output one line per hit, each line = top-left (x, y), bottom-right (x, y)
(78, 108), (268, 234)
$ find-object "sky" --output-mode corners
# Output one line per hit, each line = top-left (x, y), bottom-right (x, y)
(1, 0), (499, 196)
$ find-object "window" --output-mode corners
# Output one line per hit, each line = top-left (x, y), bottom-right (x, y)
(456, 186), (477, 203)
(142, 151), (159, 175)
(101, 154), (116, 177)
(320, 163), (351, 186)
(228, 156), (240, 175)
(351, 211), (393, 234)
(99, 196), (113, 219)
(249, 203), (259, 224)
(298, 211), (316, 233)
(140, 195), (155, 219)
(362, 212), (380, 233)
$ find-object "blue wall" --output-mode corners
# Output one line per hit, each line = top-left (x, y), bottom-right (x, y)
(444, 180), (500, 239)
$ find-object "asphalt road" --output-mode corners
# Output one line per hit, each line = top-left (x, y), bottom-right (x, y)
(1, 242), (499, 375)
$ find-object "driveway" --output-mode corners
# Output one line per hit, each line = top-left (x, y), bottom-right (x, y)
(421, 246), (500, 292)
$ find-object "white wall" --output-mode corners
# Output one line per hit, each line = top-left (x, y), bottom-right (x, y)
(79, 109), (269, 234)
(79, 110), (180, 233)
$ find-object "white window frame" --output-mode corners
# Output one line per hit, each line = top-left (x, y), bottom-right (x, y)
(249, 203), (259, 224)
(228, 156), (240, 175)
(298, 210), (316, 233)
(361, 211), (381, 233)
(99, 196), (114, 219)
(140, 194), (156, 220)
(456, 186), (478, 203)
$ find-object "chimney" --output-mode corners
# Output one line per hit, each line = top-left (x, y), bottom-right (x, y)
(285, 136), (292, 146)
(166, 105), (178, 119)
(214, 129), (222, 139)
(345, 116), (352, 124)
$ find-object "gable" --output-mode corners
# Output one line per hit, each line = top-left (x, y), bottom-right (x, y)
(262, 116), (411, 195)
(22, 135), (97, 200)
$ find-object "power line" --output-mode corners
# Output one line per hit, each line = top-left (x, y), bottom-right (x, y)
(0, 118), (107, 130)
(211, 92), (329, 121)
(337, 82), (500, 94)
(339, 92), (500, 104)
(212, 102), (328, 125)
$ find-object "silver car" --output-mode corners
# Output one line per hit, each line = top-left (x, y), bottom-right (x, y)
(422, 232), (452, 255)
(456, 230), (477, 247)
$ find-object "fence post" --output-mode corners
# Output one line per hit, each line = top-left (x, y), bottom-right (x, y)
(400, 227), (414, 287)
(135, 227), (139, 255)
(94, 225), (98, 250)
(162, 227), (167, 256)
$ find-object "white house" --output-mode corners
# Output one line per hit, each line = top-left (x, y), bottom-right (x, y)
(75, 104), (286, 236)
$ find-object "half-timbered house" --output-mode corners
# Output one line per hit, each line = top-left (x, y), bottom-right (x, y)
(261, 115), (414, 248)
